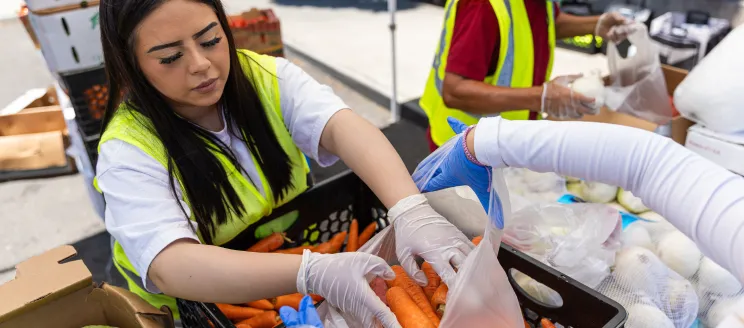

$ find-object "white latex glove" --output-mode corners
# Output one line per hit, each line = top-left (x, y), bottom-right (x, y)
(389, 194), (474, 287)
(595, 12), (630, 42)
(297, 250), (401, 328)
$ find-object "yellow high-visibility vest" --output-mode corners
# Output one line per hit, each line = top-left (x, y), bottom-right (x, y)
(94, 50), (310, 316)
(420, 0), (556, 146)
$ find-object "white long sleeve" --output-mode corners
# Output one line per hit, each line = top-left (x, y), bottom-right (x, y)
(473, 117), (744, 283)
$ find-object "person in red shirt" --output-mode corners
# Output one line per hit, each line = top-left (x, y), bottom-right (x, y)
(422, 0), (628, 152)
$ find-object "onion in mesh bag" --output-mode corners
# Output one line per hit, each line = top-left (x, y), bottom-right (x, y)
(626, 303), (675, 328)
(656, 231), (702, 279)
(696, 257), (743, 296)
(613, 247), (667, 294)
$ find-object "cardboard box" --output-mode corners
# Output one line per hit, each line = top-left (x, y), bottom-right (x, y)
(685, 125), (744, 176)
(0, 245), (174, 328)
(29, 5), (103, 73)
(553, 65), (694, 145)
(25, 0), (96, 13)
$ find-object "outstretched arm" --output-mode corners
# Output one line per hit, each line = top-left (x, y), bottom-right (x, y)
(470, 117), (744, 283)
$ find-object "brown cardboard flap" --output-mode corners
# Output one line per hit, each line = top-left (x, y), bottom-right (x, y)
(0, 131), (67, 170)
(0, 105), (66, 136)
(0, 246), (92, 323)
(88, 285), (172, 328)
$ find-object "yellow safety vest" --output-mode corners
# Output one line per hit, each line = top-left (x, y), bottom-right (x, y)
(420, 0), (556, 146)
(94, 50), (310, 317)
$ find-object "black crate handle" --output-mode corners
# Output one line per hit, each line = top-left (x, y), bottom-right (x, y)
(500, 244), (627, 328)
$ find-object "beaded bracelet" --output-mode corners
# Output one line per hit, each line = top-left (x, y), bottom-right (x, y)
(462, 126), (486, 167)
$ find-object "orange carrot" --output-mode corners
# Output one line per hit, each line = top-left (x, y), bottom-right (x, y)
(525, 320), (531, 328)
(273, 245), (313, 254)
(235, 324), (253, 328)
(310, 294), (324, 303)
(421, 262), (441, 301)
(541, 318), (556, 328)
(386, 287), (437, 328)
(312, 231), (347, 254)
(273, 293), (304, 310)
(346, 219), (359, 251)
(389, 266), (440, 326)
(215, 303), (264, 321)
(358, 222), (377, 247)
(244, 299), (273, 310)
(472, 235), (483, 246)
(237, 310), (279, 328)
(247, 233), (290, 252)
(431, 283), (448, 318)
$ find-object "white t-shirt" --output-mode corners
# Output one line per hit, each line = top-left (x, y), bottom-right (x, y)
(96, 57), (348, 292)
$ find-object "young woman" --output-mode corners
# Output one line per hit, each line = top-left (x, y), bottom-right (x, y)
(95, 0), (472, 326)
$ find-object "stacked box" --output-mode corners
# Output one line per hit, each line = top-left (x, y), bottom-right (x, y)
(229, 9), (284, 57)
(26, 0), (104, 74)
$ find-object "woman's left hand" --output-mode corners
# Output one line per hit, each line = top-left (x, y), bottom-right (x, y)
(389, 194), (474, 288)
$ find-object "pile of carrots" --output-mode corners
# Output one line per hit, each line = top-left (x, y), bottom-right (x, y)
(372, 235), (558, 328)
(214, 219), (377, 327)
(218, 226), (561, 328)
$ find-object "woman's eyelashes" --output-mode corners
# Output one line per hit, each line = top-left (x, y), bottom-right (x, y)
(158, 37), (222, 65)
(160, 52), (183, 64)
(201, 36), (222, 48)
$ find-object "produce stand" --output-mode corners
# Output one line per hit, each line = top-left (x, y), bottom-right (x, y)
(177, 170), (627, 328)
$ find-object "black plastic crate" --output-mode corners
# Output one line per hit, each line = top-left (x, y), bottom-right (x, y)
(60, 66), (108, 138)
(178, 170), (627, 328)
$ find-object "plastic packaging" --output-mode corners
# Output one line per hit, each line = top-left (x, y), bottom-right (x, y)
(502, 203), (623, 289)
(605, 23), (673, 125)
(321, 135), (524, 327)
(503, 168), (568, 205)
(674, 25), (744, 134)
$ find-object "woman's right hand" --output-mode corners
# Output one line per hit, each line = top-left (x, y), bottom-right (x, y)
(297, 250), (401, 328)
(541, 75), (597, 119)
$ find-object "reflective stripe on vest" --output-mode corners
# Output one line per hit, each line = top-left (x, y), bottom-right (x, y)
(94, 49), (310, 314)
(420, 0), (556, 146)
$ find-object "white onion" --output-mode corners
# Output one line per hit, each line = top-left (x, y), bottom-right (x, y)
(617, 189), (649, 214)
(581, 181), (618, 203)
(623, 222), (653, 250)
(704, 297), (744, 328)
(626, 304), (675, 328)
(613, 247), (668, 294)
(656, 231), (702, 278)
(697, 257), (743, 296)
(571, 72), (606, 112)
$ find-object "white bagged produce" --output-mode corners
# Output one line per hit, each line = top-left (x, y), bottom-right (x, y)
(656, 231), (702, 279)
(674, 25), (744, 134)
(597, 246), (699, 328)
(502, 202), (623, 288)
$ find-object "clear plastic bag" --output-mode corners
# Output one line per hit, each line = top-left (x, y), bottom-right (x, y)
(503, 168), (568, 206)
(605, 23), (673, 125)
(502, 203), (623, 289)
(320, 136), (523, 327)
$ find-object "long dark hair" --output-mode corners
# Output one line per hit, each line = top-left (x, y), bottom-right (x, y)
(99, 0), (293, 244)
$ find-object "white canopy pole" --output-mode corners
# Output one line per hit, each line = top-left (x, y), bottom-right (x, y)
(388, 0), (400, 122)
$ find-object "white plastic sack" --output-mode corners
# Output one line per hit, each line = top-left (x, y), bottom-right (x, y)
(674, 25), (744, 134)
(605, 23), (673, 125)
(502, 203), (623, 289)
(503, 168), (568, 205)
(320, 136), (523, 327)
